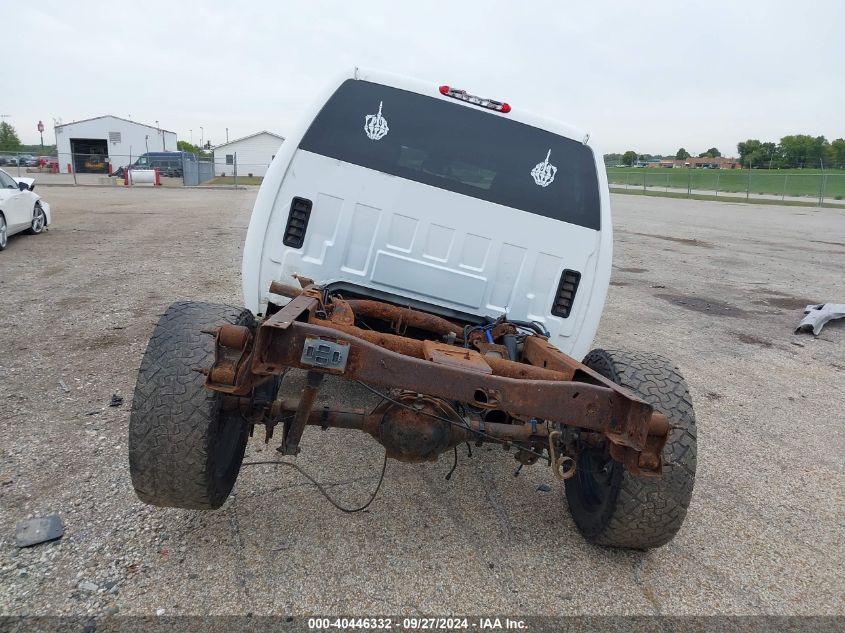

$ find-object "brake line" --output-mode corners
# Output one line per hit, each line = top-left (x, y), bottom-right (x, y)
(241, 451), (388, 513)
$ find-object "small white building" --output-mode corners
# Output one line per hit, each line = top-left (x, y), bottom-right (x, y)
(54, 115), (177, 174)
(212, 131), (284, 177)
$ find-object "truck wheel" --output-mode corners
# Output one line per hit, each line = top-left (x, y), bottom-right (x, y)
(129, 301), (254, 509)
(565, 349), (696, 549)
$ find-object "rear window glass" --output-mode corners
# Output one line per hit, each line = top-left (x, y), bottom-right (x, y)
(299, 80), (600, 230)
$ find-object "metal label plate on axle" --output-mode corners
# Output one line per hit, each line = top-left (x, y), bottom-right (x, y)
(301, 338), (350, 371)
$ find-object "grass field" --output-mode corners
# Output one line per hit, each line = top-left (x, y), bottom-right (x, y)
(606, 167), (845, 200)
(606, 188), (845, 208)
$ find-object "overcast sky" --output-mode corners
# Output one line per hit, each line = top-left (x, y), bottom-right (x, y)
(7, 1), (843, 156)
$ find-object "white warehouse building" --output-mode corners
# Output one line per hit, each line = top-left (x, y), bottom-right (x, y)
(54, 116), (177, 174)
(212, 131), (284, 177)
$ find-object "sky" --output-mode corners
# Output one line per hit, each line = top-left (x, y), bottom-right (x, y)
(5, 0), (843, 156)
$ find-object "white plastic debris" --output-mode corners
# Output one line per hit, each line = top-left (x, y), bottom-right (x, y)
(795, 304), (845, 336)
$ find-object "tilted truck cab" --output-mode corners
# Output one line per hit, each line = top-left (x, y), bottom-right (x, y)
(129, 69), (696, 550)
(242, 69), (612, 361)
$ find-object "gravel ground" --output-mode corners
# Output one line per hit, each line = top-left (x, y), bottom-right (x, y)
(0, 186), (843, 617)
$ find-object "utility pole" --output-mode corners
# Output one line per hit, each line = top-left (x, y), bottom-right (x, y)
(226, 127), (229, 143)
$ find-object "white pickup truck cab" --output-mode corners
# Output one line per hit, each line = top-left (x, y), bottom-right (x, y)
(242, 68), (611, 360)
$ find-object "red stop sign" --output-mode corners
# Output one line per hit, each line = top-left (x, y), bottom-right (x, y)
(37, 120), (44, 132)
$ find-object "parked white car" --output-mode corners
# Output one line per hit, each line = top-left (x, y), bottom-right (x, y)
(0, 168), (51, 251)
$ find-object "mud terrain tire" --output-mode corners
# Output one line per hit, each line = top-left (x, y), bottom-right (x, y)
(565, 349), (697, 549)
(129, 301), (253, 509)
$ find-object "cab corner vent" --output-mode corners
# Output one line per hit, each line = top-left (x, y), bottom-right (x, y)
(551, 269), (581, 318)
(282, 197), (312, 248)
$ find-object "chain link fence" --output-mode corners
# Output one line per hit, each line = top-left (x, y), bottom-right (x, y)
(606, 167), (845, 205)
(209, 151), (272, 186)
(0, 151), (230, 186)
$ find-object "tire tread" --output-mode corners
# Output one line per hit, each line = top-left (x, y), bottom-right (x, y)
(128, 301), (252, 509)
(567, 348), (697, 549)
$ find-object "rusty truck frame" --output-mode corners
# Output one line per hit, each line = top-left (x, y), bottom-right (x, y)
(208, 280), (669, 478)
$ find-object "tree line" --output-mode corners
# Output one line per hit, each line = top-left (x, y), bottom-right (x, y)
(605, 147), (722, 166)
(176, 140), (212, 156)
(606, 134), (845, 169)
(737, 136), (844, 169)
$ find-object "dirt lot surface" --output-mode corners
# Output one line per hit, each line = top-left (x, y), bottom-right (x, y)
(1, 187), (843, 617)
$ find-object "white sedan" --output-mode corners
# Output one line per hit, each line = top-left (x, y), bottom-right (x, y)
(0, 168), (51, 251)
